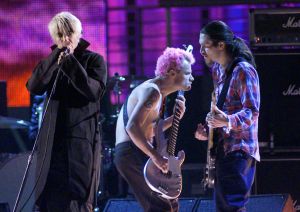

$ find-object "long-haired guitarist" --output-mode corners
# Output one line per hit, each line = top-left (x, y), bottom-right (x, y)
(195, 21), (260, 212)
(114, 47), (194, 211)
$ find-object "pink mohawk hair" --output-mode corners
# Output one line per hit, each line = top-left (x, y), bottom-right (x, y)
(155, 47), (195, 77)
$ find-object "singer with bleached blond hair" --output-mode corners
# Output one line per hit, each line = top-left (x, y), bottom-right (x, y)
(26, 11), (107, 212)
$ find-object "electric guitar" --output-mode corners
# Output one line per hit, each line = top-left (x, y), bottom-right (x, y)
(143, 90), (185, 199)
(143, 45), (193, 199)
(202, 91), (216, 190)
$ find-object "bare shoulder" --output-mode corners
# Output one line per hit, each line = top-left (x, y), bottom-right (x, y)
(136, 84), (160, 109)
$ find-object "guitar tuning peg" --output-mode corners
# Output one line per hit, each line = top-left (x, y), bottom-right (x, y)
(182, 44), (193, 53)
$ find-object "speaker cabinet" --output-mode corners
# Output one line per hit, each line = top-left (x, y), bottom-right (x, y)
(255, 158), (300, 209)
(0, 127), (31, 153)
(181, 163), (206, 197)
(0, 153), (36, 212)
(254, 52), (300, 148)
(197, 194), (294, 212)
(103, 198), (198, 212)
(0, 203), (10, 212)
(104, 194), (294, 212)
(103, 199), (141, 212)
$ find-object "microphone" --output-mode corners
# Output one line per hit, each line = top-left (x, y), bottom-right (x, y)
(58, 47), (70, 65)
(63, 47), (70, 54)
(177, 90), (185, 97)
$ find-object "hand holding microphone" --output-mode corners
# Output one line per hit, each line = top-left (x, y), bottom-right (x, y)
(57, 36), (76, 64)
(57, 48), (70, 65)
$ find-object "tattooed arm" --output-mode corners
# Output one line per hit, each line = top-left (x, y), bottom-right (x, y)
(126, 87), (168, 172)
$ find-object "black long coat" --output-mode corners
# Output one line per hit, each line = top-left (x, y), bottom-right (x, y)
(25, 38), (107, 207)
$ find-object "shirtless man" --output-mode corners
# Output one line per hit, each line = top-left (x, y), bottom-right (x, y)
(114, 47), (195, 212)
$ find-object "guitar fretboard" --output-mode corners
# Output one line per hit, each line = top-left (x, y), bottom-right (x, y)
(167, 91), (184, 156)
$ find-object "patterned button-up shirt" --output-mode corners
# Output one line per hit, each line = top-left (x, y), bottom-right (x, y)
(212, 61), (260, 161)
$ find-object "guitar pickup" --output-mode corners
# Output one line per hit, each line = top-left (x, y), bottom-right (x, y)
(158, 185), (168, 194)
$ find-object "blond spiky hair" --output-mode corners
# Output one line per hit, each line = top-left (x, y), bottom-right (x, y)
(48, 12), (82, 44)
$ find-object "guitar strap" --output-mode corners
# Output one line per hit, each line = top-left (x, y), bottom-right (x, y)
(123, 95), (130, 135)
(216, 57), (245, 109)
(213, 57), (246, 147)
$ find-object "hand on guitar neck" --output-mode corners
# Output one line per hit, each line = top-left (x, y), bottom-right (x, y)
(173, 95), (186, 120)
(194, 105), (229, 141)
(206, 105), (229, 128)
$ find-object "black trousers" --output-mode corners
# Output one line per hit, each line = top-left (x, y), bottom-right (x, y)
(37, 180), (93, 212)
(215, 147), (256, 212)
(114, 141), (178, 212)
(36, 137), (93, 212)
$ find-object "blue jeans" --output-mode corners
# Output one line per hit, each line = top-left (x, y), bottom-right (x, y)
(215, 149), (256, 212)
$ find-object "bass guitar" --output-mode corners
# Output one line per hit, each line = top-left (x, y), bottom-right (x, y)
(202, 91), (216, 190)
(143, 90), (185, 199)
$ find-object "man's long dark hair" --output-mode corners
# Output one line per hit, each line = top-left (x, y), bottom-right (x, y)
(201, 20), (256, 68)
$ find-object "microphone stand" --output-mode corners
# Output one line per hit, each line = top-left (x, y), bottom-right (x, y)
(13, 50), (68, 212)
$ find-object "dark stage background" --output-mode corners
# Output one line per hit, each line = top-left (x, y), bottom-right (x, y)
(1, 0), (300, 210)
